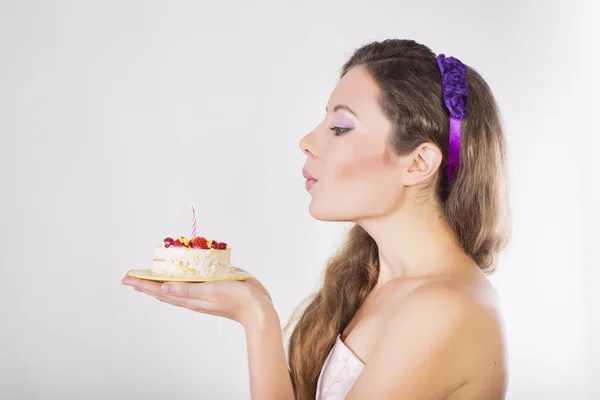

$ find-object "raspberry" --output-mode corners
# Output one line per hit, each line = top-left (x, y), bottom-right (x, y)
(190, 237), (209, 249)
(208, 241), (227, 250)
(163, 237), (174, 248)
(172, 239), (183, 247)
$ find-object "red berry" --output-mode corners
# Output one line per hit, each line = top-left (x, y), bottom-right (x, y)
(218, 242), (227, 250)
(172, 239), (183, 247)
(190, 237), (209, 249)
(163, 237), (174, 248)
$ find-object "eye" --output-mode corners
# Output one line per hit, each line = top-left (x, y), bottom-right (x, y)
(330, 126), (352, 136)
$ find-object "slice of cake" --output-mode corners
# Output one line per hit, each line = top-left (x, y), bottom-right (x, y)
(152, 236), (233, 278)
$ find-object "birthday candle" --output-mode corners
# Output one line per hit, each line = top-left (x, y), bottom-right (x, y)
(190, 203), (196, 238)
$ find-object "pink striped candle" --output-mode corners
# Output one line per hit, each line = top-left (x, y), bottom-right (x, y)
(190, 203), (196, 238)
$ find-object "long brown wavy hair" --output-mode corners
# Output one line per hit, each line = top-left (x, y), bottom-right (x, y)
(284, 39), (510, 400)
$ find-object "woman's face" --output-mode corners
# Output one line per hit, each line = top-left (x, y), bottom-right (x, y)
(300, 65), (407, 222)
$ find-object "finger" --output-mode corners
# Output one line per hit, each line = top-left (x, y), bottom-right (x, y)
(161, 282), (215, 301)
(132, 278), (164, 294)
(122, 274), (140, 286)
(138, 285), (219, 315)
(137, 287), (196, 309)
(131, 281), (196, 307)
(121, 276), (193, 308)
(126, 279), (200, 304)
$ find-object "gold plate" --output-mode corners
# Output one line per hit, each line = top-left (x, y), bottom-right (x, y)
(127, 269), (253, 282)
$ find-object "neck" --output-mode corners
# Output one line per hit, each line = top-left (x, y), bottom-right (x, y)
(358, 199), (472, 286)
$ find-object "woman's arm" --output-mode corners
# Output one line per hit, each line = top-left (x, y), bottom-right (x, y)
(122, 272), (295, 400)
(243, 303), (295, 400)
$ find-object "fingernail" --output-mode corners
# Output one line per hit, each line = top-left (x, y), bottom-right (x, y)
(162, 283), (172, 294)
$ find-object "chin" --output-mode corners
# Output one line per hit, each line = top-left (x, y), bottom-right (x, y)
(308, 202), (357, 222)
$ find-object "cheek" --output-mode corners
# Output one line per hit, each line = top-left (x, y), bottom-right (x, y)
(332, 143), (390, 182)
(309, 141), (398, 220)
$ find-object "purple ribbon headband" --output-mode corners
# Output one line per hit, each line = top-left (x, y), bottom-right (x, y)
(436, 54), (469, 182)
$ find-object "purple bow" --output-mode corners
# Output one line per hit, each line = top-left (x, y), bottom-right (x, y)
(437, 54), (469, 182)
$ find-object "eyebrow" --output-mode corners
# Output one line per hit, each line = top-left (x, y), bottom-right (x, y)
(326, 104), (358, 117)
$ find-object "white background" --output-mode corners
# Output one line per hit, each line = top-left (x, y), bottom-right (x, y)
(1, 1), (598, 399)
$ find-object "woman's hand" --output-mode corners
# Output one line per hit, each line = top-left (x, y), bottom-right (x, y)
(121, 268), (273, 328)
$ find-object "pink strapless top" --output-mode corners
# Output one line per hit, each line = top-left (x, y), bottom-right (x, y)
(315, 334), (366, 399)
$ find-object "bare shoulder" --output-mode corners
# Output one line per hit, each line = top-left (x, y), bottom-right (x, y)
(390, 277), (503, 331)
(388, 278), (506, 367)
(347, 276), (507, 400)
(391, 279), (507, 394)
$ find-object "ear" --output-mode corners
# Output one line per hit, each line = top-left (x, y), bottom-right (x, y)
(403, 142), (442, 186)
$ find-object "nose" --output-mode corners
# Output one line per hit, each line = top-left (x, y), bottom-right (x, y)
(299, 131), (317, 159)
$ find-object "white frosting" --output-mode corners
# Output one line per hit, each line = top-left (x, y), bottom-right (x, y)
(151, 245), (232, 278)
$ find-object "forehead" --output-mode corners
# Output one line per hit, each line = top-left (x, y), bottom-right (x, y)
(327, 65), (383, 118)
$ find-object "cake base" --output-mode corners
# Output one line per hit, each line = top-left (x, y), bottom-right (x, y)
(152, 246), (232, 278)
(128, 269), (253, 282)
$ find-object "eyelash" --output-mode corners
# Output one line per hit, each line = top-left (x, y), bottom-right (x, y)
(330, 126), (352, 136)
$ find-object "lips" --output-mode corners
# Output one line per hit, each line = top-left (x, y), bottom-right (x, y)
(302, 168), (317, 191)
(302, 169), (315, 181)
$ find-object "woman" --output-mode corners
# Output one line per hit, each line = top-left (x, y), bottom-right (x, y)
(122, 38), (510, 400)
